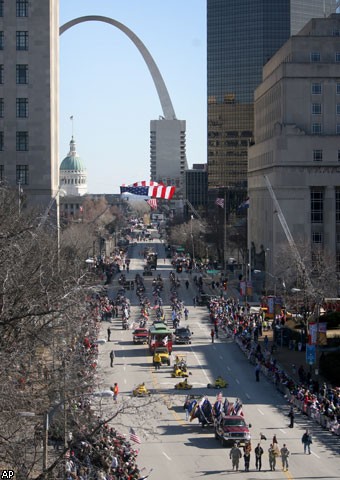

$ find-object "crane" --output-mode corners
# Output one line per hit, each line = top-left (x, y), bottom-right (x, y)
(185, 199), (204, 223)
(263, 175), (317, 300)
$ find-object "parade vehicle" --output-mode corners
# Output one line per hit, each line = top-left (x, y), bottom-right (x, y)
(143, 266), (153, 276)
(153, 346), (171, 366)
(132, 383), (151, 397)
(207, 376), (228, 389)
(174, 378), (192, 390)
(174, 326), (193, 344)
(171, 355), (190, 377)
(132, 328), (149, 344)
(186, 396), (214, 428)
(148, 322), (173, 354)
(214, 415), (251, 447)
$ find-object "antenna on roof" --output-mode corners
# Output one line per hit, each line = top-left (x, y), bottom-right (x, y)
(70, 115), (74, 137)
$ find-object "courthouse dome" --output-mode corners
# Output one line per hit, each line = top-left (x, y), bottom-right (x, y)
(60, 137), (86, 171)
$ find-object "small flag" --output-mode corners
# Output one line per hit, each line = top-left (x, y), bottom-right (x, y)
(79, 206), (83, 213)
(129, 427), (141, 444)
(215, 197), (224, 208)
(238, 197), (250, 210)
(146, 198), (157, 210)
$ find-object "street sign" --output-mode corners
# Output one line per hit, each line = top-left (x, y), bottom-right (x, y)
(306, 344), (316, 365)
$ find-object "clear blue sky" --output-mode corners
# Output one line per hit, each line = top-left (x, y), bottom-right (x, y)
(60, 1), (206, 194)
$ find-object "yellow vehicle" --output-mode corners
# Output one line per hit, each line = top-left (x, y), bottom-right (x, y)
(132, 383), (150, 397)
(153, 346), (171, 366)
(171, 364), (190, 378)
(207, 375), (228, 389)
(175, 378), (192, 390)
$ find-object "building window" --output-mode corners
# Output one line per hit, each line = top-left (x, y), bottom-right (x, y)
(0, 32), (4, 51)
(310, 52), (320, 62)
(336, 53), (340, 62)
(0, 131), (3, 151)
(336, 190), (340, 223)
(311, 83), (322, 94)
(0, 1), (3, 17)
(16, 165), (29, 185)
(312, 123), (322, 134)
(16, 65), (28, 84)
(16, 98), (28, 118)
(16, 31), (28, 51)
(16, 1), (28, 17)
(338, 150), (340, 161)
(312, 232), (323, 244)
(313, 149), (323, 162)
(312, 103), (322, 115)
(0, 65), (3, 84)
(337, 104), (340, 115)
(0, 98), (4, 118)
(0, 164), (3, 182)
(311, 188), (323, 223)
(16, 131), (28, 151)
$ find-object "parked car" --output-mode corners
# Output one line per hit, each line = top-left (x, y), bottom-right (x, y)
(215, 415), (251, 447)
(132, 328), (149, 344)
(174, 327), (192, 344)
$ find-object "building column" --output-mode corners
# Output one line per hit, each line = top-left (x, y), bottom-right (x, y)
(324, 186), (336, 259)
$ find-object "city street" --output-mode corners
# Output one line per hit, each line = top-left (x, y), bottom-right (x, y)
(96, 238), (340, 480)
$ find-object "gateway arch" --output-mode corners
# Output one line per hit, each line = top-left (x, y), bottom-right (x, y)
(60, 16), (186, 193)
(60, 16), (177, 120)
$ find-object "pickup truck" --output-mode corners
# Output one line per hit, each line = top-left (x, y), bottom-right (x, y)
(132, 328), (149, 344)
(214, 415), (251, 447)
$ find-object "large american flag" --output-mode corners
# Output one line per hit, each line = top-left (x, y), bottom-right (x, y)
(215, 197), (224, 208)
(121, 185), (175, 200)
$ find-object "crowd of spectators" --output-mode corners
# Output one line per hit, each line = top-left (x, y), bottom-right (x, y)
(207, 296), (340, 437)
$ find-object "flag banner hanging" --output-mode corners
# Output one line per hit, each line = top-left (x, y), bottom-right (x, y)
(120, 184), (175, 200)
(129, 427), (141, 444)
(132, 181), (164, 187)
(215, 197), (224, 208)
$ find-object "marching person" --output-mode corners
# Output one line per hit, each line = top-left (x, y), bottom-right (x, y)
(243, 441), (251, 472)
(153, 350), (161, 370)
(255, 363), (260, 382)
(107, 327), (111, 342)
(210, 328), (215, 343)
(113, 382), (119, 403)
(302, 429), (312, 454)
(268, 443), (277, 471)
(254, 442), (264, 471)
(229, 443), (242, 471)
(280, 443), (290, 471)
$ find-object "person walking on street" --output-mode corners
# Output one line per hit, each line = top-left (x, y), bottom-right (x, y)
(110, 349), (115, 368)
(113, 382), (119, 402)
(280, 444), (290, 471)
(210, 328), (215, 343)
(229, 443), (242, 471)
(288, 406), (295, 428)
(107, 327), (111, 342)
(214, 322), (219, 339)
(268, 444), (277, 471)
(302, 429), (312, 454)
(153, 351), (161, 370)
(243, 441), (251, 472)
(255, 363), (260, 382)
(254, 443), (264, 471)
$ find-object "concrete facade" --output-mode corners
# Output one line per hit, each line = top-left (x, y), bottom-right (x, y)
(248, 15), (340, 279)
(0, 0), (59, 209)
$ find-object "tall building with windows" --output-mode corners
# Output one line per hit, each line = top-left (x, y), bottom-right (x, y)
(248, 15), (340, 284)
(207, 0), (337, 195)
(0, 0), (59, 208)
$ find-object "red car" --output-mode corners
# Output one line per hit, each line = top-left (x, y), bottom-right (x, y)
(132, 328), (149, 344)
(215, 415), (251, 447)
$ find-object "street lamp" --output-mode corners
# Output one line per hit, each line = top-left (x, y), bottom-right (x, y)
(190, 215), (195, 265)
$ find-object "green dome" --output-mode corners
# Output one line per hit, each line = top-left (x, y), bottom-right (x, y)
(60, 137), (86, 171)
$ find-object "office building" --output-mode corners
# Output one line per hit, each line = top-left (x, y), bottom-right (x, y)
(184, 163), (208, 218)
(207, 0), (337, 195)
(0, 0), (59, 209)
(248, 15), (340, 288)
(150, 118), (187, 199)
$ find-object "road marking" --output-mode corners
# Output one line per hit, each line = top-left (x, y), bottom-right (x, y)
(124, 378), (127, 384)
(279, 429), (286, 434)
(235, 378), (240, 384)
(191, 350), (211, 381)
(123, 365), (126, 371)
(257, 408), (264, 416)
(245, 393), (250, 399)
(219, 355), (223, 360)
(227, 366), (231, 372)
(162, 451), (172, 461)
(311, 451), (320, 459)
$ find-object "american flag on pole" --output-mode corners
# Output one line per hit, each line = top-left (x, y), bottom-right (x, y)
(145, 198), (157, 210)
(215, 197), (224, 208)
(129, 427), (141, 444)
